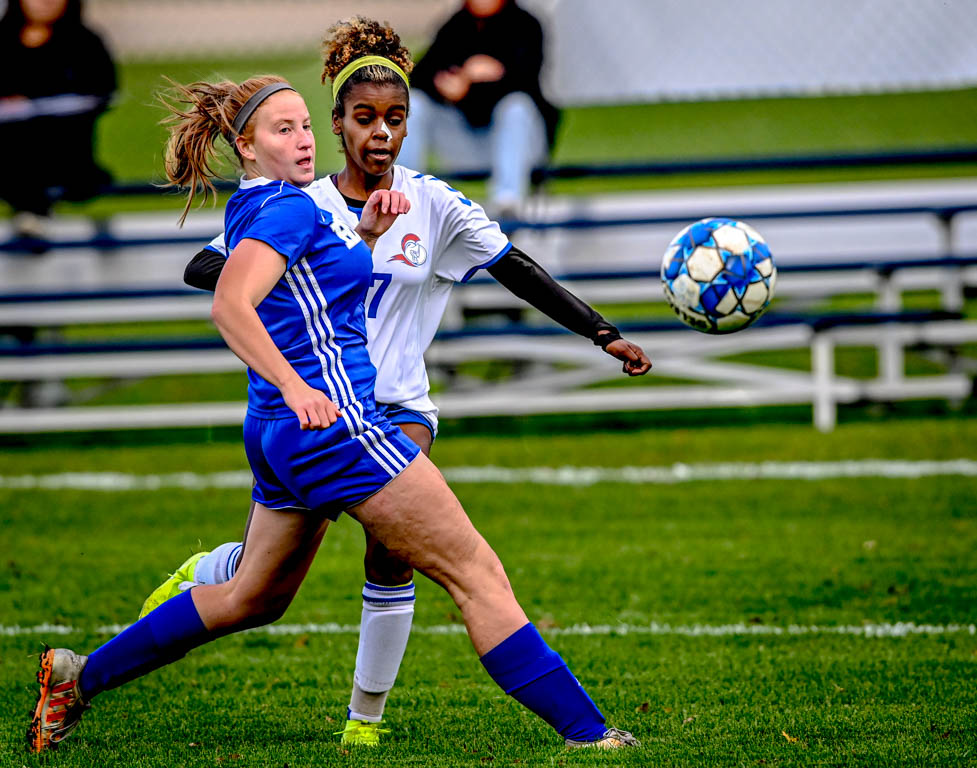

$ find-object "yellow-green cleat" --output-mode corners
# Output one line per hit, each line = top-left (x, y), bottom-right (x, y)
(337, 718), (388, 746)
(138, 551), (207, 619)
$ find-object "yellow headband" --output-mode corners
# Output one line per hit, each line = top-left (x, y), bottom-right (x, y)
(332, 55), (409, 104)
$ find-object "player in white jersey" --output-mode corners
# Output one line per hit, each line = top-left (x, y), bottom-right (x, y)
(145, 17), (650, 747)
(199, 164), (519, 428)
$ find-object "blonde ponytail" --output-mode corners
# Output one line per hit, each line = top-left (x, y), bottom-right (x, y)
(159, 75), (290, 226)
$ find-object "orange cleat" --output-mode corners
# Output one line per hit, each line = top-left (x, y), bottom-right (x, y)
(26, 646), (90, 753)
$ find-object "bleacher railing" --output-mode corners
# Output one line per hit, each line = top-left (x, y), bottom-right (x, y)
(1, 174), (975, 433)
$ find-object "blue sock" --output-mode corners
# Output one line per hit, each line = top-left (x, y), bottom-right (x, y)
(480, 623), (606, 742)
(79, 590), (212, 699)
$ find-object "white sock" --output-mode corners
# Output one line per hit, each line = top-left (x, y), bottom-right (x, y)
(193, 542), (242, 585)
(348, 581), (415, 722)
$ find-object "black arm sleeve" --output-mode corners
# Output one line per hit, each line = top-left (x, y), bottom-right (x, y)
(184, 248), (226, 292)
(486, 245), (620, 345)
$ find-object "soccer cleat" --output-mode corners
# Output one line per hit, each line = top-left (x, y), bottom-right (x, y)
(138, 551), (207, 619)
(337, 718), (389, 746)
(26, 646), (90, 753)
(565, 727), (641, 749)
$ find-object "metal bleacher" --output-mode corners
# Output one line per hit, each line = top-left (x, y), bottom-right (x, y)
(1, 173), (976, 433)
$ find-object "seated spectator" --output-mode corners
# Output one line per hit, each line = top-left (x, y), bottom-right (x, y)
(0, 0), (116, 242)
(399, 0), (559, 218)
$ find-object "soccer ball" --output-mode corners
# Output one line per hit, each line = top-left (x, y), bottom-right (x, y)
(661, 217), (776, 334)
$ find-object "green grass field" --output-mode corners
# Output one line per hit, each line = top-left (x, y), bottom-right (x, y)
(2, 417), (976, 766)
(2, 48), (976, 768)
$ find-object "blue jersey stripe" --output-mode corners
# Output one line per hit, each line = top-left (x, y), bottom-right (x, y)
(289, 262), (349, 404)
(296, 258), (357, 406)
(350, 401), (412, 471)
(363, 426), (408, 474)
(287, 258), (363, 409)
(284, 269), (343, 405)
(339, 410), (399, 477)
(359, 428), (405, 476)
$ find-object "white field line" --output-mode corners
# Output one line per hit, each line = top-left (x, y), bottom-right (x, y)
(1, 621), (974, 639)
(1, 459), (976, 491)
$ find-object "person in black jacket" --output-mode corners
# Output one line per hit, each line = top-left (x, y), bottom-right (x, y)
(0, 0), (116, 240)
(399, 0), (559, 217)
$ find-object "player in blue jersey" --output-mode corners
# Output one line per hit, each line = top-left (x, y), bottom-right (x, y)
(27, 72), (639, 754)
(145, 17), (652, 746)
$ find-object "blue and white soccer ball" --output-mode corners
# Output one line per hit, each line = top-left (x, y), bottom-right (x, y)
(661, 217), (776, 334)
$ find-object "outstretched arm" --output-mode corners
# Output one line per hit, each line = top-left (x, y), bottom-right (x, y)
(486, 246), (652, 376)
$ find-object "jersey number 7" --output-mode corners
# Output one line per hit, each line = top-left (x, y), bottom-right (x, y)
(367, 272), (393, 318)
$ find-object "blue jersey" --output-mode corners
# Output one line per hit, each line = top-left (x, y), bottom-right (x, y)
(224, 177), (376, 418)
(208, 167), (510, 424)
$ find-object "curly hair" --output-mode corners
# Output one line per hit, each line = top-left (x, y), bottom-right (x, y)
(321, 17), (414, 115)
(159, 74), (291, 226)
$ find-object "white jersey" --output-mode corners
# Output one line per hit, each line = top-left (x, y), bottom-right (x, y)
(205, 165), (510, 415)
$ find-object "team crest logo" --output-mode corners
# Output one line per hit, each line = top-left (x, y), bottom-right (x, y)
(387, 234), (427, 267)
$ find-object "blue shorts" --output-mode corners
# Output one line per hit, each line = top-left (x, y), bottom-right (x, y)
(243, 401), (421, 520)
(376, 402), (437, 442)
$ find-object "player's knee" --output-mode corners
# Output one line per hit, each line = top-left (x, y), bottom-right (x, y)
(222, 586), (294, 627)
(252, 599), (291, 626)
(241, 598), (291, 628)
(482, 555), (513, 595)
(447, 545), (513, 601)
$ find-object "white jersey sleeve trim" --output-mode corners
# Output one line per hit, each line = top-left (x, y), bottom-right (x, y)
(206, 232), (229, 258)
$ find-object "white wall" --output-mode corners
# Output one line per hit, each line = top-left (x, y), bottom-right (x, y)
(64, 0), (977, 104)
(531, 0), (977, 104)
(80, 0), (459, 59)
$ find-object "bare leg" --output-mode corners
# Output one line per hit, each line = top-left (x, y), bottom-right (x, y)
(348, 453), (527, 656)
(362, 422), (430, 584)
(236, 424), (431, 584)
(72, 502), (330, 710)
(236, 496), (258, 568)
(396, 421), (433, 456)
(191, 503), (330, 632)
(352, 467), (617, 744)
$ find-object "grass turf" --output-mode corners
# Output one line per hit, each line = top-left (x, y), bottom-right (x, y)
(1, 417), (976, 765)
(3, 50), (975, 766)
